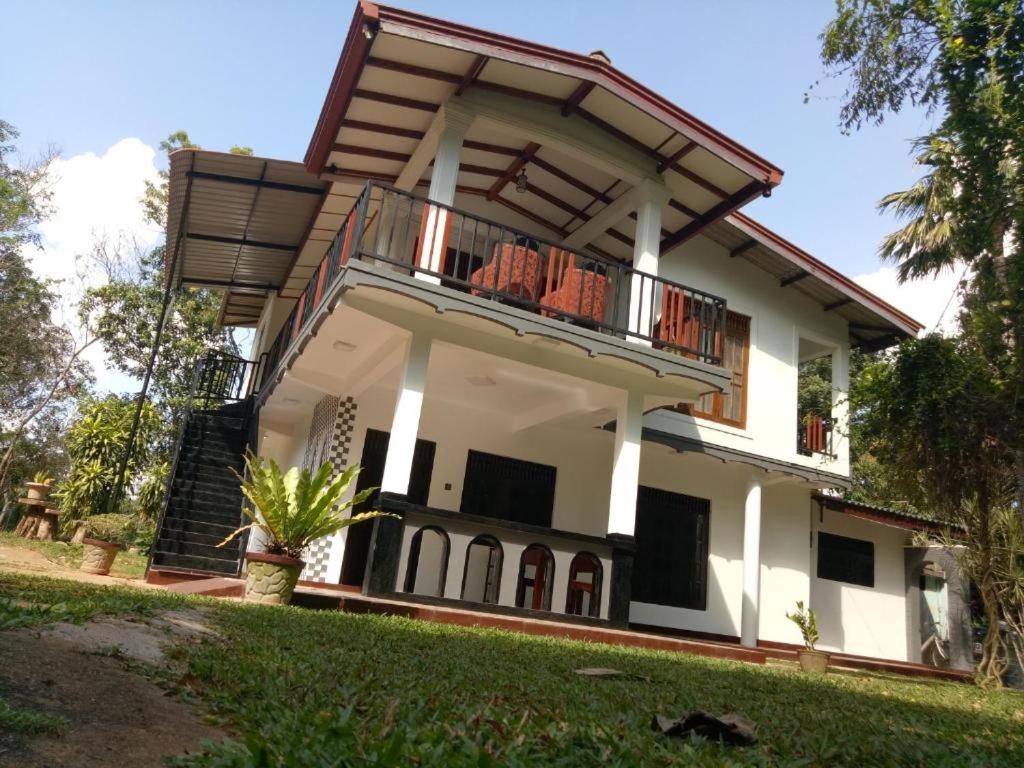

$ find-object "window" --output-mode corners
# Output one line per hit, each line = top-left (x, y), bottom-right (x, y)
(403, 526), (450, 597)
(516, 544), (555, 611)
(632, 487), (710, 610)
(460, 450), (557, 528)
(565, 552), (602, 618)
(817, 532), (874, 588)
(461, 535), (503, 604)
(682, 311), (750, 427)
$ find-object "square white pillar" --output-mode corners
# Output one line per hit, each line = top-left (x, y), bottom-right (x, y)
(741, 475), (763, 648)
(607, 388), (644, 536)
(380, 333), (432, 496)
(627, 179), (671, 344)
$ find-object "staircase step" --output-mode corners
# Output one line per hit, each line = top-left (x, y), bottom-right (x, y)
(151, 551), (240, 575)
(163, 506), (243, 527)
(154, 539), (240, 561)
(158, 517), (238, 537)
(170, 480), (243, 503)
(156, 527), (237, 548)
(173, 464), (239, 483)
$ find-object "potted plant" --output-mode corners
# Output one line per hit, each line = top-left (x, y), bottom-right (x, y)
(786, 600), (829, 673)
(25, 471), (54, 502)
(79, 515), (129, 576)
(219, 452), (393, 605)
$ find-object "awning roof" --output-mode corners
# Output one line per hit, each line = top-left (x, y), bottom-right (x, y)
(166, 149), (327, 325)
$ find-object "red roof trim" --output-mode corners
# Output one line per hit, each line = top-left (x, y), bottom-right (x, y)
(728, 212), (924, 335)
(305, 2), (783, 187)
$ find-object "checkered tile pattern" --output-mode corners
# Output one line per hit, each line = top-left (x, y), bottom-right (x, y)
(302, 396), (359, 582)
(303, 395), (339, 472)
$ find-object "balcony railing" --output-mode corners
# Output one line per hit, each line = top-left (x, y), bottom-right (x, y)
(797, 414), (833, 457)
(261, 181), (727, 393)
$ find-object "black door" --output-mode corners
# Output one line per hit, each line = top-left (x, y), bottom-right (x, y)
(631, 486), (710, 611)
(339, 428), (436, 586)
(459, 449), (556, 527)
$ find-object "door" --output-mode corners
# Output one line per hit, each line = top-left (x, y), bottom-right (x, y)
(631, 486), (710, 611)
(339, 428), (436, 587)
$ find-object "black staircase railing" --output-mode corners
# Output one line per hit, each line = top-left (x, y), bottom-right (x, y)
(259, 181), (727, 397)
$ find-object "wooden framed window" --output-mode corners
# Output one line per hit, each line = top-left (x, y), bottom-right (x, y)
(817, 532), (874, 588)
(683, 311), (750, 428)
(460, 450), (556, 528)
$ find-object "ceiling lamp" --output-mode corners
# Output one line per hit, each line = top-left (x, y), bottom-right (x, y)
(514, 164), (529, 193)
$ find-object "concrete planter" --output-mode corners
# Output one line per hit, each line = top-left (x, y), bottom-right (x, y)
(797, 649), (830, 674)
(244, 552), (304, 605)
(25, 482), (52, 502)
(80, 538), (120, 575)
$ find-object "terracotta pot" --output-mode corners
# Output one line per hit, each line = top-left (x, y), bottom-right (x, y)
(797, 649), (830, 674)
(244, 552), (304, 605)
(80, 538), (120, 575)
(25, 482), (52, 502)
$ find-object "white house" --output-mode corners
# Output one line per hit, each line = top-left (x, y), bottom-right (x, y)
(149, 1), (971, 673)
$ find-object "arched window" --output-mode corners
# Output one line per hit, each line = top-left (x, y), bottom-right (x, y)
(565, 552), (602, 618)
(516, 544), (555, 611)
(404, 526), (450, 597)
(461, 535), (503, 604)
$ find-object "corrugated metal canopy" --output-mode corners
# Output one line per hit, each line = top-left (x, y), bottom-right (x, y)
(166, 149), (327, 325)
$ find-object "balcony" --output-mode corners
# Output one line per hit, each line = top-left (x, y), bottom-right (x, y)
(261, 182), (727, 394)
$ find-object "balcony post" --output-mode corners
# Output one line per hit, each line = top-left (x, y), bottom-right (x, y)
(740, 475), (763, 648)
(627, 179), (671, 345)
(416, 105), (474, 285)
(364, 332), (432, 595)
(831, 344), (849, 466)
(607, 388), (644, 625)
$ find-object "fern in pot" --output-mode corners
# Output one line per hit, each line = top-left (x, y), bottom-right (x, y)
(786, 600), (829, 673)
(220, 452), (394, 605)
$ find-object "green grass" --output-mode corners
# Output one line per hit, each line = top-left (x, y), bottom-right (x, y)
(0, 532), (149, 579)
(3, 573), (1024, 766)
(0, 698), (66, 736)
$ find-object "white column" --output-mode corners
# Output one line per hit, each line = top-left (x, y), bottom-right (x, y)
(607, 388), (644, 536)
(831, 344), (850, 467)
(380, 333), (431, 496)
(741, 476), (763, 648)
(627, 179), (670, 344)
(417, 106), (474, 284)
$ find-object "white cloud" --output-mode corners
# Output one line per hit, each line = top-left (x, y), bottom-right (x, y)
(853, 264), (965, 336)
(27, 138), (162, 393)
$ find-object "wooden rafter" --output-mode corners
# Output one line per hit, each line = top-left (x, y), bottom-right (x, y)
(487, 142), (540, 200)
(456, 55), (489, 95)
(780, 270), (810, 287)
(659, 180), (765, 255)
(366, 56), (462, 84)
(352, 88), (439, 113)
(657, 141), (697, 173)
(730, 240), (759, 258)
(824, 297), (854, 312)
(340, 119), (424, 140)
(561, 81), (596, 116)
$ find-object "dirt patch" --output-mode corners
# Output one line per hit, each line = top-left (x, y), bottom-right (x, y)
(0, 544), (151, 588)
(0, 610), (227, 767)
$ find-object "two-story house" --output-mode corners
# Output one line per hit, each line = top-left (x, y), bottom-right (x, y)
(148, 1), (971, 673)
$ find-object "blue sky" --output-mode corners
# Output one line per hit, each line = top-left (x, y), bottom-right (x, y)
(6, 0), (953, 350)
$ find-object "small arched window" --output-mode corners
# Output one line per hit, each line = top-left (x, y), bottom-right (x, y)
(404, 526), (450, 597)
(516, 544), (555, 611)
(461, 535), (503, 604)
(565, 552), (602, 618)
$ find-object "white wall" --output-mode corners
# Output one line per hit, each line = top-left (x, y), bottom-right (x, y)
(653, 234), (850, 475)
(758, 484), (812, 646)
(810, 508), (911, 660)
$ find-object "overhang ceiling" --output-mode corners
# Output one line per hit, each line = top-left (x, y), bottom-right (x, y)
(165, 149), (328, 326)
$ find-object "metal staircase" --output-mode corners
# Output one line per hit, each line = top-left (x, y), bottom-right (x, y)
(149, 352), (262, 577)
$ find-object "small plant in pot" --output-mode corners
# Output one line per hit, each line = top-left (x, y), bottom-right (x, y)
(25, 471), (55, 502)
(786, 600), (829, 673)
(220, 452), (393, 605)
(79, 515), (129, 576)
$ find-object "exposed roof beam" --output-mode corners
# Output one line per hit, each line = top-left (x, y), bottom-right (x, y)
(824, 297), (854, 312)
(332, 143), (412, 163)
(657, 141), (697, 173)
(394, 106), (449, 191)
(562, 81), (596, 116)
(668, 198), (702, 221)
(186, 233), (297, 252)
(353, 88), (439, 113)
(365, 56), (462, 84)
(563, 184), (638, 249)
(340, 118), (424, 140)
(660, 180), (766, 255)
(183, 277), (282, 291)
(780, 270), (810, 287)
(456, 55), (489, 96)
(463, 139), (520, 156)
(730, 240), (759, 258)
(487, 142), (540, 200)
(185, 170), (323, 196)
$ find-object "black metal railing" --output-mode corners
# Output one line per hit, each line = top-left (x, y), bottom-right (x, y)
(260, 181), (727, 396)
(193, 351), (265, 408)
(797, 414), (833, 457)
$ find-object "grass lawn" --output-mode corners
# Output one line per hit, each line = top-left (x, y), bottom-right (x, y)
(0, 531), (149, 579)
(1, 572), (1022, 767)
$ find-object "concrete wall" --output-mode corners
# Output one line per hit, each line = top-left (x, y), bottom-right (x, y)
(655, 234), (850, 475)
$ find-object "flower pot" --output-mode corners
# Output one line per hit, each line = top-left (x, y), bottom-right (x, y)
(797, 649), (830, 673)
(80, 538), (120, 575)
(25, 482), (52, 502)
(244, 552), (305, 605)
